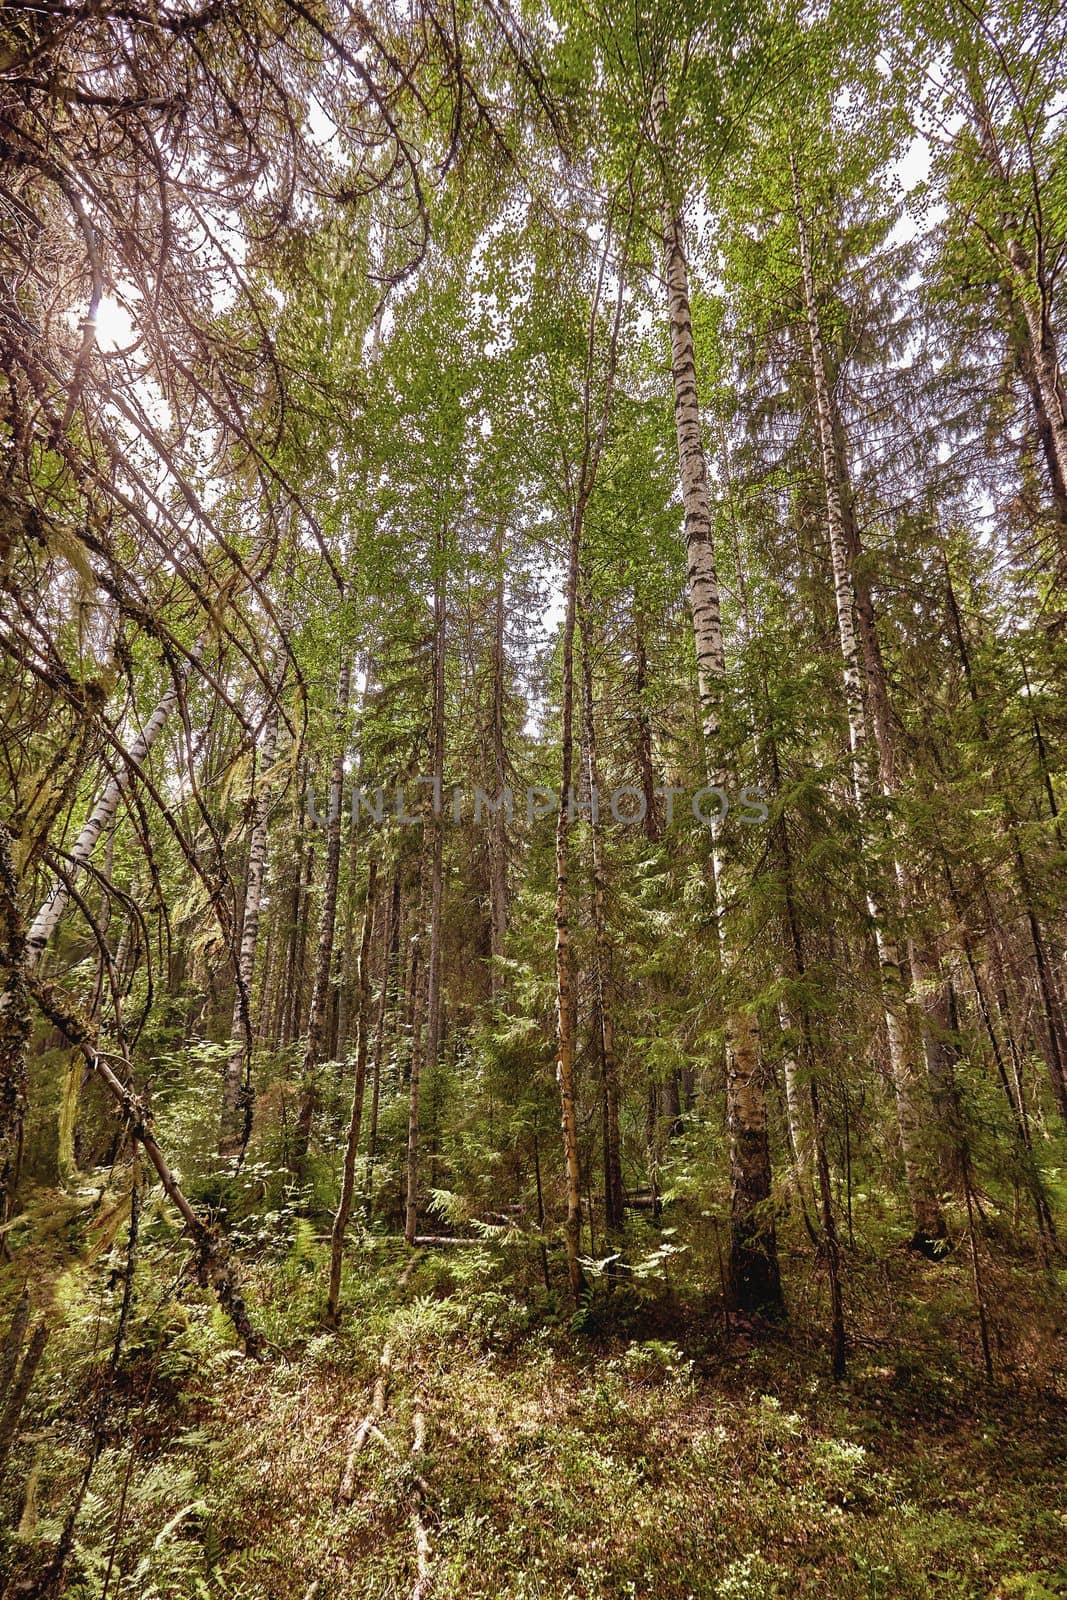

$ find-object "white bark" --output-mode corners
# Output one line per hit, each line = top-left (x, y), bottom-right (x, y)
(219, 690), (283, 1158)
(793, 159), (943, 1244)
(655, 84), (781, 1313)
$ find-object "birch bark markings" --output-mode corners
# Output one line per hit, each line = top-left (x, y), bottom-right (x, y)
(792, 157), (945, 1249)
(219, 685), (283, 1159)
(292, 658), (351, 1173)
(328, 856), (378, 1321)
(555, 501), (586, 1299)
(488, 530), (509, 1005)
(966, 83), (1067, 533)
(579, 585), (624, 1234)
(551, 214), (629, 1301)
(654, 84), (783, 1315)
(0, 825), (30, 1227)
(406, 558), (446, 1246)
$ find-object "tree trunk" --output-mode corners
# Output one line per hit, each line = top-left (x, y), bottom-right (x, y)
(772, 731), (847, 1376)
(292, 659), (351, 1173)
(793, 155), (945, 1251)
(944, 561), (1067, 1128)
(28, 977), (264, 1355)
(220, 688), (282, 1159)
(656, 84), (783, 1314)
(549, 214), (630, 1302)
(633, 612), (660, 842)
(335, 807), (361, 1062)
(327, 857), (378, 1322)
(488, 525), (510, 1005)
(0, 1317), (49, 1477)
(0, 825), (30, 1230)
(779, 998), (813, 1196)
(555, 494), (586, 1300)
(579, 581), (624, 1233)
(407, 559), (446, 1245)
(365, 868), (399, 1213)
(962, 79), (1067, 543)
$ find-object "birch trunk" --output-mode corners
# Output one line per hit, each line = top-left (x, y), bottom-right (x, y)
(793, 157), (946, 1250)
(779, 999), (812, 1195)
(407, 561), (446, 1245)
(550, 215), (631, 1299)
(292, 659), (351, 1173)
(546, 214), (630, 1300)
(967, 88), (1067, 523)
(327, 857), (378, 1321)
(944, 561), (1067, 1129)
(555, 491), (586, 1300)
(656, 84), (782, 1314)
(778, 815), (847, 1375)
(579, 584), (624, 1233)
(219, 689), (282, 1158)
(633, 615), (660, 841)
(365, 868), (399, 1213)
(404, 867), (427, 1242)
(488, 528), (509, 1005)
(0, 825), (30, 1228)
(335, 808), (360, 1060)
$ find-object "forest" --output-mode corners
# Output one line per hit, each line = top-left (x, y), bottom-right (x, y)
(0, 0), (1065, 1594)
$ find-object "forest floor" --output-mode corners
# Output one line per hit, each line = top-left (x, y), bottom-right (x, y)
(3, 1204), (1066, 1600)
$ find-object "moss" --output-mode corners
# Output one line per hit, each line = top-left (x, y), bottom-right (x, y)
(3, 1228), (1064, 1600)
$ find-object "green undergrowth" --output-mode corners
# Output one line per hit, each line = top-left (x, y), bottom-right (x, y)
(1, 1208), (1065, 1600)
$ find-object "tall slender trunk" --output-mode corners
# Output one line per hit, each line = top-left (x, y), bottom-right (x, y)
(967, 89), (1067, 520)
(401, 868), (422, 1089)
(0, 826), (30, 1230)
(335, 804), (361, 1062)
(220, 685), (283, 1159)
(327, 858), (378, 1322)
(335, 665), (375, 1063)
(280, 768), (313, 1048)
(946, 867), (1055, 1245)
(256, 890), (279, 1042)
(834, 415), (959, 1178)
(404, 871), (427, 1236)
(767, 722), (846, 1372)
(27, 979), (263, 1355)
(944, 562), (1067, 1128)
(291, 659), (351, 1173)
(778, 998), (812, 1195)
(406, 564), (446, 1245)
(633, 611), (660, 842)
(656, 85), (782, 1314)
(724, 428), (815, 1209)
(365, 868), (399, 1211)
(488, 528), (510, 1005)
(579, 582), (624, 1233)
(555, 492), (586, 1300)
(550, 212), (631, 1301)
(793, 156), (945, 1250)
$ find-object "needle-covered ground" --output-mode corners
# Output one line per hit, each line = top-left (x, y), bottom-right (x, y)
(2, 1206), (1065, 1600)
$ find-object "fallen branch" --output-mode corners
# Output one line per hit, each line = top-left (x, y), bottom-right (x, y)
(0, 1289), (49, 1478)
(339, 1337), (393, 1502)
(338, 1252), (420, 1503)
(411, 1234), (491, 1248)
(409, 1396), (433, 1600)
(26, 977), (265, 1360)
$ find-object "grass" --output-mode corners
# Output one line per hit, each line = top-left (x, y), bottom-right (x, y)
(1, 1203), (1065, 1600)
